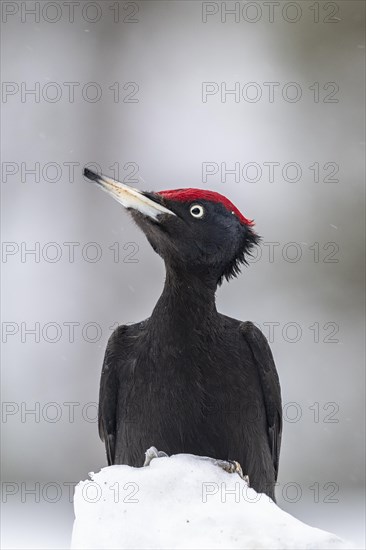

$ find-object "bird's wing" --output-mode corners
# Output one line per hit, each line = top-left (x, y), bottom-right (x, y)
(240, 321), (282, 480)
(98, 325), (127, 466)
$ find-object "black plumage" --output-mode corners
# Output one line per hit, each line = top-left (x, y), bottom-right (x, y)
(85, 169), (282, 501)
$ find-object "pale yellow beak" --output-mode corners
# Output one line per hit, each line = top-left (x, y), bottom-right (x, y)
(84, 168), (175, 220)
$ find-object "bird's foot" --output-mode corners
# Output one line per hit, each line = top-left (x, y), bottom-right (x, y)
(214, 459), (250, 484)
(143, 446), (169, 467)
(143, 449), (249, 485)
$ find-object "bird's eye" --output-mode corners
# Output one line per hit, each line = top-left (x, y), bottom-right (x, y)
(189, 204), (205, 219)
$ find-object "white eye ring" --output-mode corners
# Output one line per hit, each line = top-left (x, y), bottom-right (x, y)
(189, 204), (205, 219)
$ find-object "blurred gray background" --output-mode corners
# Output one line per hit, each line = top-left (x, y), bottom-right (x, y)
(1, 0), (365, 548)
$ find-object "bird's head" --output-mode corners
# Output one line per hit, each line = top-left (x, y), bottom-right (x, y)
(84, 169), (260, 285)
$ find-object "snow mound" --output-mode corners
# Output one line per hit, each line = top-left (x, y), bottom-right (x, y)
(71, 453), (348, 550)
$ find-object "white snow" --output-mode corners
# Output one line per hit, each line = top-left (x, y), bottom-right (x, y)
(71, 453), (349, 550)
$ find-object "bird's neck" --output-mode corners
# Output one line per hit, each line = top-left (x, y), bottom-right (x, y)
(151, 264), (219, 330)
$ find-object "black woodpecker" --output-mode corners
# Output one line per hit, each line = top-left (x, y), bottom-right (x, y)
(84, 168), (282, 502)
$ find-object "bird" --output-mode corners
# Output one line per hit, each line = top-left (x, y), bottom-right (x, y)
(84, 168), (282, 502)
